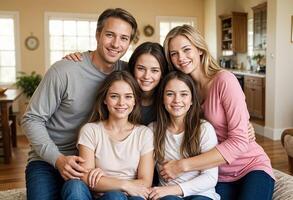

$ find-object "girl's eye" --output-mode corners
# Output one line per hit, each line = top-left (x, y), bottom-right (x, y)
(170, 52), (177, 57)
(110, 95), (118, 98)
(166, 92), (173, 97)
(181, 93), (189, 97)
(136, 66), (145, 71)
(126, 95), (133, 99)
(183, 48), (191, 52)
(151, 69), (160, 73)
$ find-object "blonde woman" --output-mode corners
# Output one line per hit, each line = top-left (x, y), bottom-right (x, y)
(161, 25), (274, 200)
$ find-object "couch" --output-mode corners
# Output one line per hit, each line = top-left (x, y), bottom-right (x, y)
(0, 169), (292, 200)
(281, 128), (293, 175)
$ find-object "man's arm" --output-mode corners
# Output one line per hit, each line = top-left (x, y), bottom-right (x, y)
(21, 66), (64, 167)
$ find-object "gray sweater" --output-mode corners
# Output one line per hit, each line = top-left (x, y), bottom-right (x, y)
(21, 51), (127, 167)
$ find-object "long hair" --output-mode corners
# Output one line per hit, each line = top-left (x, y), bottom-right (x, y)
(128, 42), (170, 97)
(96, 8), (137, 41)
(154, 71), (203, 163)
(163, 25), (221, 78)
(90, 70), (141, 124)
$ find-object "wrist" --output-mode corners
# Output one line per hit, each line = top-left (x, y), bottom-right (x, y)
(121, 180), (130, 191)
(179, 159), (188, 173)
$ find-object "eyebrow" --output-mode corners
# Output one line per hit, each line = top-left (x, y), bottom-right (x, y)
(165, 90), (190, 92)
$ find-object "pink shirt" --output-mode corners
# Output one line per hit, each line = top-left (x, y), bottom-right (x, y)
(202, 71), (274, 182)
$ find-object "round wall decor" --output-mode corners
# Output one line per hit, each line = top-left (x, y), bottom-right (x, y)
(25, 35), (39, 50)
(143, 25), (154, 37)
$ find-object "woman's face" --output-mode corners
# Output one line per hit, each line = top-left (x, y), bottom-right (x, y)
(168, 35), (202, 75)
(134, 53), (162, 92)
(163, 78), (192, 120)
(104, 80), (135, 120)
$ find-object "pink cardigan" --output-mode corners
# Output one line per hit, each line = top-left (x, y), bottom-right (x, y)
(202, 71), (274, 182)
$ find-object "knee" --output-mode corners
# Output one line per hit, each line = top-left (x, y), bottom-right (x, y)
(101, 191), (127, 200)
(160, 195), (180, 200)
(61, 179), (91, 200)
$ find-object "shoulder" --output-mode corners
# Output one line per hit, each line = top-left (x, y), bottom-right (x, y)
(115, 60), (128, 70)
(80, 122), (102, 133)
(214, 70), (237, 84)
(134, 125), (154, 139)
(199, 120), (217, 139)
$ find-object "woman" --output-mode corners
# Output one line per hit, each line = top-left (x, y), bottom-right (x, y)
(149, 71), (220, 200)
(63, 42), (169, 125)
(77, 71), (154, 200)
(161, 25), (275, 200)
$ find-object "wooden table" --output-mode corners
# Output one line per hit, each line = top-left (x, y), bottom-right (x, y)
(0, 89), (22, 163)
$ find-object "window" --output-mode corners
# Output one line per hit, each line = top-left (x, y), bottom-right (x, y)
(45, 13), (97, 69)
(156, 16), (197, 45)
(0, 12), (20, 84)
(247, 18), (254, 57)
(45, 12), (133, 70)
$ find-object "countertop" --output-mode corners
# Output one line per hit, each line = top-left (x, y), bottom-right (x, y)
(227, 69), (266, 78)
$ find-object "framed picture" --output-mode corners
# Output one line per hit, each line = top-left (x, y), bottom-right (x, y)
(291, 16), (293, 43)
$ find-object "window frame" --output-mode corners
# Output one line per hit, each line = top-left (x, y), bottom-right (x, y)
(0, 11), (21, 85)
(155, 16), (197, 44)
(44, 12), (98, 70)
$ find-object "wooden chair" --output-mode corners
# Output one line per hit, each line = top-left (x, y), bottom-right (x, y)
(281, 128), (293, 175)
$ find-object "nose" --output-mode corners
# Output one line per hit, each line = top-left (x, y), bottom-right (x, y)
(143, 69), (151, 79)
(111, 37), (119, 48)
(118, 97), (125, 105)
(173, 94), (181, 102)
(178, 51), (185, 61)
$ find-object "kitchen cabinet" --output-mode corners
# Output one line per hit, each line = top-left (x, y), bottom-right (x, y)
(252, 2), (267, 50)
(244, 76), (265, 119)
(219, 12), (247, 53)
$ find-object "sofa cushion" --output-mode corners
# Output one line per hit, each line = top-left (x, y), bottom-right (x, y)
(273, 168), (293, 200)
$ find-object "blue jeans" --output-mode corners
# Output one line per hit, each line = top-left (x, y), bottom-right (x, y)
(160, 195), (212, 200)
(216, 170), (275, 200)
(26, 160), (92, 200)
(98, 191), (144, 200)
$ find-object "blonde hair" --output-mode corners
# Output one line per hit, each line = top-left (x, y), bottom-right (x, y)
(163, 25), (221, 78)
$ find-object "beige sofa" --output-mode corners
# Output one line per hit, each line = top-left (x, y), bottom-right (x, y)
(0, 169), (292, 200)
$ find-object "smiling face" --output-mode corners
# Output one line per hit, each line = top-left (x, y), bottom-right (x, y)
(163, 78), (192, 120)
(104, 80), (135, 120)
(96, 17), (132, 66)
(134, 53), (162, 92)
(168, 35), (202, 75)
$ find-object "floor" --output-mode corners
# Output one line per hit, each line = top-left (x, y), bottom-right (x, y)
(0, 134), (291, 191)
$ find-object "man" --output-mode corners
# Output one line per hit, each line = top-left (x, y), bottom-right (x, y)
(22, 8), (137, 200)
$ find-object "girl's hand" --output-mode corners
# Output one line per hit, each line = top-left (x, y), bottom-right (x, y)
(149, 186), (182, 200)
(123, 182), (150, 199)
(159, 160), (183, 181)
(248, 122), (256, 141)
(62, 52), (83, 61)
(88, 167), (104, 189)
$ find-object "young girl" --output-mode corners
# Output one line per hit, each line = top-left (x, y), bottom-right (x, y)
(149, 71), (220, 200)
(77, 71), (154, 200)
(161, 25), (275, 200)
(63, 41), (169, 125)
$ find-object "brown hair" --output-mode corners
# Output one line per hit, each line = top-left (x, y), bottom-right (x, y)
(96, 8), (137, 41)
(91, 70), (141, 124)
(154, 71), (203, 163)
(163, 25), (221, 78)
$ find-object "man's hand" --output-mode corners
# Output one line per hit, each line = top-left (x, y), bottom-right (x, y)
(122, 181), (150, 199)
(62, 52), (83, 62)
(159, 160), (183, 181)
(55, 155), (88, 180)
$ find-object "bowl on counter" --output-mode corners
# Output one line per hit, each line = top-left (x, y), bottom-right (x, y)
(0, 87), (8, 95)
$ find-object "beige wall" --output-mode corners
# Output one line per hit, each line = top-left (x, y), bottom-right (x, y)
(0, 0), (204, 75)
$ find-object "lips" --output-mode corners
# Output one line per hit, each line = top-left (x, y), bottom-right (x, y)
(114, 107), (128, 112)
(139, 80), (153, 86)
(107, 48), (120, 57)
(179, 61), (191, 68)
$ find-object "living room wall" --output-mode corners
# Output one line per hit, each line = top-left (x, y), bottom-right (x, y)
(0, 0), (204, 75)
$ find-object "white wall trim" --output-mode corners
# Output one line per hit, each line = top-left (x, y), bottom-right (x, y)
(44, 12), (98, 70)
(253, 122), (284, 140)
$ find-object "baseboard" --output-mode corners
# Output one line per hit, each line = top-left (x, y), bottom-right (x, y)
(251, 122), (283, 140)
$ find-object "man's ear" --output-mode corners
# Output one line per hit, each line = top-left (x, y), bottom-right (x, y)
(96, 32), (100, 43)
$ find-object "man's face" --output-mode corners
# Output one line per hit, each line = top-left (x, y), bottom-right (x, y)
(96, 17), (132, 65)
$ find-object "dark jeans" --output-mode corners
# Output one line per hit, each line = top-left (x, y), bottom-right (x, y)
(98, 191), (144, 200)
(216, 170), (275, 200)
(160, 195), (212, 200)
(26, 160), (92, 200)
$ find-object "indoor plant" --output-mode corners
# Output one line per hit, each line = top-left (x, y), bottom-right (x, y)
(15, 71), (42, 98)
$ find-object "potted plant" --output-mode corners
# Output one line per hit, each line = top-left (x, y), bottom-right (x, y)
(15, 71), (42, 98)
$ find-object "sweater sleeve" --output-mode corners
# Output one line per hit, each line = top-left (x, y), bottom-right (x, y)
(215, 72), (250, 164)
(178, 122), (218, 197)
(21, 65), (64, 167)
